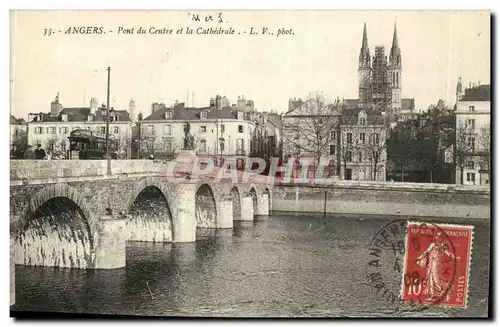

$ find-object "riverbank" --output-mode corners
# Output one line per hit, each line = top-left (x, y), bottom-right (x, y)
(271, 182), (490, 220)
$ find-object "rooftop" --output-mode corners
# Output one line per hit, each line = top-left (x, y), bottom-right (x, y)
(461, 84), (491, 102)
(28, 107), (131, 123)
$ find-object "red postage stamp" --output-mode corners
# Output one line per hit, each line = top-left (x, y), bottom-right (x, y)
(401, 221), (474, 308)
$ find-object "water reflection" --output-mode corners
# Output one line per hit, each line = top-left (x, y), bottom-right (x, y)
(12, 214), (490, 318)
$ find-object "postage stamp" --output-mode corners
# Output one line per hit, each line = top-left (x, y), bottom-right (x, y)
(400, 222), (474, 308)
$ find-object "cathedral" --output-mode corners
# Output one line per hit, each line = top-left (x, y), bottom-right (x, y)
(355, 23), (414, 113)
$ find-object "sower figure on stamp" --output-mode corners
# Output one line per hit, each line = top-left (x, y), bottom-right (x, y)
(415, 231), (460, 301)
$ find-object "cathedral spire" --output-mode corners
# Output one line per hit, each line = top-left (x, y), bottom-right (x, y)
(391, 22), (399, 49)
(362, 22), (369, 50)
(389, 22), (401, 67)
(359, 23), (370, 69)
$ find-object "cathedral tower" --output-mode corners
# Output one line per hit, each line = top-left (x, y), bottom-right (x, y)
(358, 23), (372, 106)
(388, 23), (402, 112)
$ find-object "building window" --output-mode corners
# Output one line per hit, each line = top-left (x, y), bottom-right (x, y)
(46, 127), (50, 134)
(330, 131), (336, 140)
(329, 144), (335, 155)
(467, 161), (475, 169)
(347, 133), (352, 143)
(468, 105), (475, 112)
(359, 117), (366, 126)
(200, 111), (207, 119)
(35, 127), (43, 134)
(238, 125), (243, 133)
(467, 136), (475, 149)
(165, 111), (173, 119)
(49, 127), (56, 134)
(238, 111), (244, 120)
(372, 133), (379, 145)
(147, 125), (154, 136)
(113, 126), (120, 134)
(237, 138), (244, 154)
(220, 139), (225, 152)
(294, 144), (300, 154)
(360, 133), (365, 144)
(347, 151), (352, 162)
(467, 119), (475, 130)
(164, 125), (171, 135)
(99, 126), (105, 134)
(220, 125), (225, 133)
(200, 126), (207, 133)
(359, 152), (363, 162)
(59, 127), (68, 134)
(466, 172), (476, 183)
(199, 139), (207, 152)
(164, 138), (172, 153)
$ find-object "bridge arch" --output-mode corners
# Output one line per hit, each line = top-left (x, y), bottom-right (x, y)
(16, 184), (96, 268)
(126, 177), (173, 242)
(196, 183), (218, 228)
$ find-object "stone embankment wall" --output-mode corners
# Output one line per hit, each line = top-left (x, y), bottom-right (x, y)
(272, 181), (490, 219)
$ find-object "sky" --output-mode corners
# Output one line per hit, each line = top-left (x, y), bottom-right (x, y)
(10, 10), (490, 120)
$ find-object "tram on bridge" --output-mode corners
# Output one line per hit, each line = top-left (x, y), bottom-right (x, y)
(67, 129), (118, 159)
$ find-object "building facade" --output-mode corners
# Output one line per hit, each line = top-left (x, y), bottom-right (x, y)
(454, 81), (491, 186)
(10, 115), (27, 148)
(339, 109), (387, 181)
(138, 98), (255, 167)
(282, 97), (387, 181)
(27, 94), (134, 158)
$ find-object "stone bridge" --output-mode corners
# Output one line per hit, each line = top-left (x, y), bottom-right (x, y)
(10, 158), (273, 276)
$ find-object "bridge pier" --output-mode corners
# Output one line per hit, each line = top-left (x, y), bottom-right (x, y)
(173, 182), (197, 242)
(241, 196), (254, 221)
(94, 216), (126, 269)
(217, 196), (234, 228)
(256, 194), (270, 218)
(10, 238), (15, 306)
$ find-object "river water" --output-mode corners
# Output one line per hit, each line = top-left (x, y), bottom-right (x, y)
(11, 213), (490, 318)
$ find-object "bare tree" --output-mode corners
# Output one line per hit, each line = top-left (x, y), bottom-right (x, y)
(117, 135), (133, 159)
(478, 126), (491, 184)
(11, 129), (28, 151)
(139, 126), (162, 158)
(46, 134), (68, 159)
(454, 122), (475, 185)
(283, 92), (339, 170)
(339, 127), (360, 180)
(365, 131), (387, 181)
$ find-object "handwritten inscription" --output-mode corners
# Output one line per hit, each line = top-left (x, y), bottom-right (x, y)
(41, 12), (295, 38)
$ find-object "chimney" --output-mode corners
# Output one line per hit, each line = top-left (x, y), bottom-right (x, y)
(50, 92), (63, 116)
(89, 97), (98, 115)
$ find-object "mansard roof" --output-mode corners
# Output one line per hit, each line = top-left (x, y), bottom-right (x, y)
(28, 107), (132, 123)
(141, 103), (247, 121)
(340, 108), (386, 126)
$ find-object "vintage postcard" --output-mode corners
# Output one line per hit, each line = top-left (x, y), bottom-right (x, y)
(9, 10), (491, 318)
